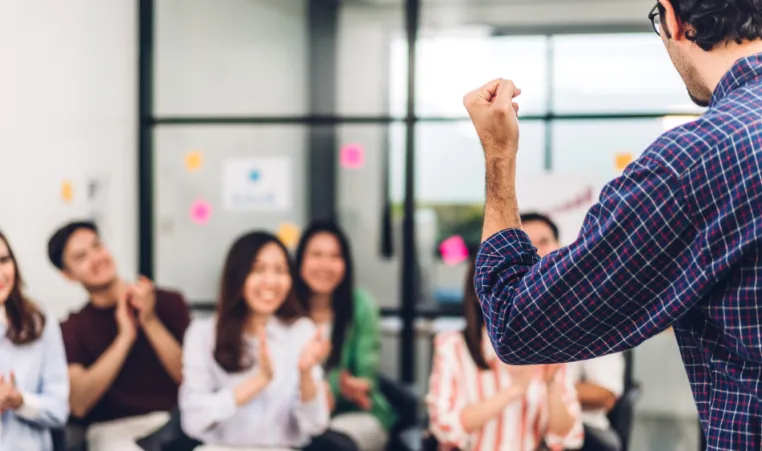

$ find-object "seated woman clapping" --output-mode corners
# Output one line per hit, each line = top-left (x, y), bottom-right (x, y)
(0, 230), (69, 451)
(425, 258), (584, 451)
(178, 231), (334, 451)
(294, 221), (396, 451)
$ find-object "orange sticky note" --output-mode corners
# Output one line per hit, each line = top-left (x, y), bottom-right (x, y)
(614, 153), (633, 172)
(277, 223), (301, 249)
(185, 151), (203, 172)
(61, 180), (73, 203)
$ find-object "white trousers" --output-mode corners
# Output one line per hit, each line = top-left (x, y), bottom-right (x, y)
(330, 412), (388, 451)
(196, 413), (387, 451)
(86, 411), (170, 451)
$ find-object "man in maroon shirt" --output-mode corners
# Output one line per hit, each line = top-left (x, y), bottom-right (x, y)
(48, 221), (191, 451)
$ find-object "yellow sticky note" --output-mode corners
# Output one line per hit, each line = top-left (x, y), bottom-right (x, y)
(61, 180), (73, 203)
(277, 223), (301, 249)
(614, 153), (633, 172)
(185, 151), (203, 172)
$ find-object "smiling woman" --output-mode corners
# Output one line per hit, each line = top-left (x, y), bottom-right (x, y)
(0, 232), (44, 346)
(178, 230), (360, 450)
(0, 230), (70, 451)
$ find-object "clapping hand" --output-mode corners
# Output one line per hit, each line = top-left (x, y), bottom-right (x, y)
(543, 364), (562, 385)
(114, 294), (137, 343)
(339, 370), (373, 410)
(298, 330), (331, 373)
(256, 329), (274, 382)
(506, 365), (538, 393)
(0, 372), (22, 413)
(127, 276), (157, 326)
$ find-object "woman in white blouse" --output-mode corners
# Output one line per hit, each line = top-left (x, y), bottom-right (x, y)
(0, 231), (69, 451)
(179, 231), (340, 451)
(426, 258), (584, 451)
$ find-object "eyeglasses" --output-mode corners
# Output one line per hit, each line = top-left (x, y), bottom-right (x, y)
(648, 3), (662, 36)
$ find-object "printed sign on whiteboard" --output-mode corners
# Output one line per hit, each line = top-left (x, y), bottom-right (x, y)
(222, 157), (292, 211)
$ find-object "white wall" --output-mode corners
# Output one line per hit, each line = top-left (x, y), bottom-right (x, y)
(0, 1), (137, 320)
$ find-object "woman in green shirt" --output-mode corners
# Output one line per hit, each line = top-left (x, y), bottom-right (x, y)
(295, 221), (396, 451)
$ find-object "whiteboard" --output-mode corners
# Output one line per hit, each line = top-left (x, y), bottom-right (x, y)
(153, 125), (307, 303)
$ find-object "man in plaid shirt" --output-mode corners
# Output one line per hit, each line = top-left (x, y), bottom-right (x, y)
(463, 1), (762, 449)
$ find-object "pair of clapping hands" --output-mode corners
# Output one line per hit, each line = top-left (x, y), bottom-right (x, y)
(0, 372), (22, 413)
(254, 329), (372, 409)
(506, 364), (563, 392)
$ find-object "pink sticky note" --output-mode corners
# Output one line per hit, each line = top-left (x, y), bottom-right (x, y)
(340, 144), (365, 169)
(190, 199), (212, 225)
(439, 235), (469, 265)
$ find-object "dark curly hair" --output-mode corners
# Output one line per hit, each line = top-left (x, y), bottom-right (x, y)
(660, 0), (762, 51)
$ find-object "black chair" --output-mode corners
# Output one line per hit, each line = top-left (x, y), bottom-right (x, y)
(605, 349), (642, 451)
(50, 427), (68, 451)
(377, 373), (422, 451)
(51, 423), (88, 451)
(134, 408), (201, 451)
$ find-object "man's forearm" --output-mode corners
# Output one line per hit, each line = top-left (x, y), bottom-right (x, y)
(576, 382), (618, 411)
(143, 318), (183, 383)
(460, 386), (524, 433)
(482, 155), (522, 242)
(299, 371), (318, 403)
(546, 380), (576, 436)
(69, 336), (132, 418)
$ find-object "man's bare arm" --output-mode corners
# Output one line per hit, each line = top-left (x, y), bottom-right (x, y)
(482, 156), (522, 242)
(143, 317), (183, 383)
(576, 382), (618, 411)
(68, 335), (132, 418)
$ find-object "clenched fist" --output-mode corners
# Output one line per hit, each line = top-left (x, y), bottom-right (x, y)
(463, 78), (522, 158)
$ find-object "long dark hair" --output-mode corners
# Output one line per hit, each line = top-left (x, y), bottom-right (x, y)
(294, 221), (355, 369)
(214, 231), (303, 373)
(0, 231), (45, 345)
(462, 256), (489, 370)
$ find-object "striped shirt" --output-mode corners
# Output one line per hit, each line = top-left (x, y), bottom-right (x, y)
(425, 331), (583, 451)
(475, 54), (762, 450)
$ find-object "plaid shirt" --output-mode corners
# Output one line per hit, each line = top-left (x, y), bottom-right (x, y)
(475, 54), (762, 450)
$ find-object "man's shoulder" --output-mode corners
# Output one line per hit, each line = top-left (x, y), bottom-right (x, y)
(155, 287), (189, 311)
(641, 117), (715, 176)
(60, 303), (98, 330)
(644, 107), (761, 177)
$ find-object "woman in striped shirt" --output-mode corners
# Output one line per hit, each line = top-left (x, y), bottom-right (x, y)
(425, 258), (584, 451)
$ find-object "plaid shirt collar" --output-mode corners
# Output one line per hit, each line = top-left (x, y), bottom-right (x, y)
(711, 52), (762, 108)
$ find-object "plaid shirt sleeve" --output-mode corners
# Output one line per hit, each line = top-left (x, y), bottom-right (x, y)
(475, 154), (701, 364)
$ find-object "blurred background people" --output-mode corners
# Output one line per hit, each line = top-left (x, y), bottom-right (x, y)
(179, 231), (352, 451)
(295, 221), (396, 451)
(425, 257), (584, 450)
(521, 213), (626, 451)
(48, 221), (191, 451)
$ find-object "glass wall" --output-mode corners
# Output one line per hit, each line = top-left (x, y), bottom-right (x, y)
(388, 30), (703, 310)
(151, 0), (312, 303)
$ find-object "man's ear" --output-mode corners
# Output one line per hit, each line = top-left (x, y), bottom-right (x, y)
(659, 0), (686, 40)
